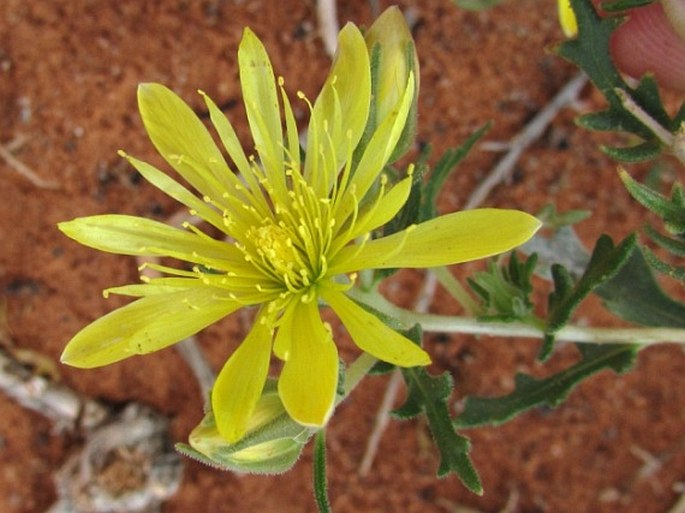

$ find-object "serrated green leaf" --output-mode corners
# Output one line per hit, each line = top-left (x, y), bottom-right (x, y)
(420, 123), (490, 222)
(555, 0), (678, 157)
(455, 343), (638, 428)
(392, 326), (482, 494)
(544, 234), (637, 359)
(396, 366), (482, 493)
(596, 245), (685, 324)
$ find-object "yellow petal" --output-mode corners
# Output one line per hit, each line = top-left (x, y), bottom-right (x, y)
(277, 299), (339, 427)
(304, 23), (371, 191)
(335, 74), (415, 223)
(330, 208), (541, 273)
(199, 90), (271, 217)
(238, 28), (285, 193)
(213, 319), (273, 443)
(137, 83), (229, 199)
(105, 278), (204, 298)
(321, 288), (430, 367)
(364, 6), (420, 127)
(347, 174), (413, 242)
(58, 214), (242, 265)
(61, 287), (239, 368)
(121, 153), (226, 232)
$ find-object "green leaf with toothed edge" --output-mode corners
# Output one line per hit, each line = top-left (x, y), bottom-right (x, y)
(393, 325), (483, 495)
(554, 0), (682, 160)
(455, 343), (638, 429)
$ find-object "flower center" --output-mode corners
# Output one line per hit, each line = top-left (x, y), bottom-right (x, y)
(246, 223), (312, 291)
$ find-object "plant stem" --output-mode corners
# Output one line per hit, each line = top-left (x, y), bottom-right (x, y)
(432, 266), (480, 315)
(343, 351), (378, 396)
(313, 430), (332, 513)
(350, 289), (685, 346)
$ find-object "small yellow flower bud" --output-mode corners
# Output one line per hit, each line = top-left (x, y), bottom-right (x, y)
(185, 381), (311, 474)
(364, 6), (419, 161)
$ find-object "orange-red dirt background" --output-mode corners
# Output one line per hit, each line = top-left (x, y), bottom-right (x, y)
(1, 1), (684, 512)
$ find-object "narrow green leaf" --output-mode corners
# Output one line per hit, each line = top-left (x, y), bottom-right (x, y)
(455, 344), (638, 428)
(396, 366), (482, 493)
(601, 140), (662, 162)
(420, 123), (490, 222)
(643, 248), (685, 284)
(620, 171), (685, 234)
(601, 0), (655, 11)
(644, 225), (685, 257)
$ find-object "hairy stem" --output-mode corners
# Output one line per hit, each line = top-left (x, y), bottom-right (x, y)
(351, 289), (685, 346)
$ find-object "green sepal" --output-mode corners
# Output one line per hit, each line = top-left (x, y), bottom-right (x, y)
(455, 343), (638, 428)
(543, 234), (637, 360)
(179, 379), (312, 475)
(393, 326), (483, 494)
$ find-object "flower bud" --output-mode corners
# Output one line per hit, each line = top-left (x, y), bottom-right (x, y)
(364, 6), (419, 162)
(180, 380), (311, 474)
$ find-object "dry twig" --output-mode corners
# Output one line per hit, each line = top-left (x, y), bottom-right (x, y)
(316, 0), (339, 57)
(464, 72), (588, 209)
(0, 319), (183, 513)
(0, 137), (60, 190)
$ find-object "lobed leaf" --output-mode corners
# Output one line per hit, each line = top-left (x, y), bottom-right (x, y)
(455, 344), (638, 428)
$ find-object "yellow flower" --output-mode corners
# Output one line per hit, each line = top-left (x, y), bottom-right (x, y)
(558, 0), (578, 37)
(59, 20), (540, 443)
